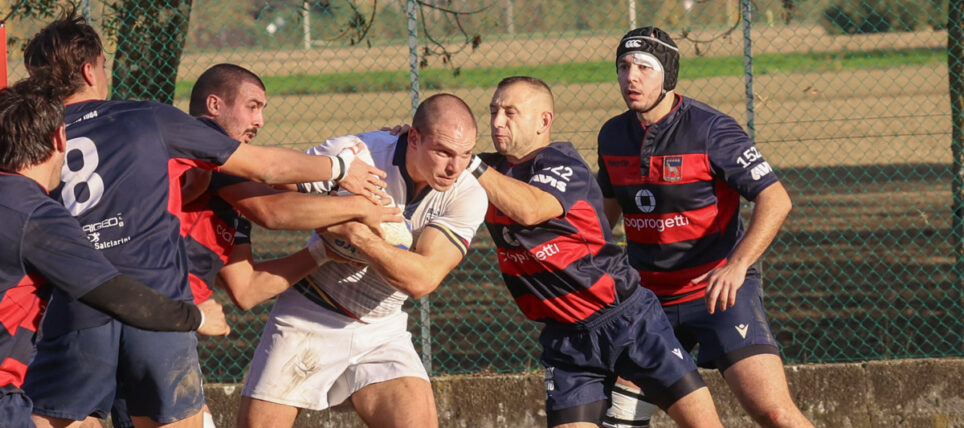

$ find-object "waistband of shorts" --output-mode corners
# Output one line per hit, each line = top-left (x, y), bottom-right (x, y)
(292, 278), (365, 323)
(546, 285), (646, 332)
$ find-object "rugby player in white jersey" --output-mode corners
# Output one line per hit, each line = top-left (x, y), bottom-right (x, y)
(238, 93), (487, 428)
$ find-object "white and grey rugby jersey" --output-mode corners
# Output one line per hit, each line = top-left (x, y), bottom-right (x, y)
(294, 130), (487, 322)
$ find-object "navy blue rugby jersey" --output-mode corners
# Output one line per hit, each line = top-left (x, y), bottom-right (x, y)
(41, 100), (240, 337)
(481, 141), (639, 324)
(596, 95), (779, 305)
(0, 173), (118, 390)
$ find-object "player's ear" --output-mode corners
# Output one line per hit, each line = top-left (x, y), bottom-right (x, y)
(537, 111), (554, 135)
(206, 94), (221, 116)
(81, 62), (97, 88)
(51, 124), (67, 153)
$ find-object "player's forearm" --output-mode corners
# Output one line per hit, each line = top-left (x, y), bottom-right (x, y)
(476, 168), (563, 226)
(728, 182), (792, 270)
(219, 245), (318, 310)
(79, 275), (201, 331)
(230, 188), (369, 230)
(353, 235), (445, 299)
(222, 144), (335, 185)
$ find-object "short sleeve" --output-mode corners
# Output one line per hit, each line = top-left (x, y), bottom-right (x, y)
(528, 148), (592, 215)
(426, 176), (488, 254)
(154, 103), (241, 168)
(22, 200), (119, 301)
(706, 115), (779, 200)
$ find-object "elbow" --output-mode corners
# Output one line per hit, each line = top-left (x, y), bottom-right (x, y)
(516, 212), (552, 227)
(240, 202), (284, 229)
(399, 278), (442, 300)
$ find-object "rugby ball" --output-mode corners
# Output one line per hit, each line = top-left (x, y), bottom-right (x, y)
(320, 218), (412, 265)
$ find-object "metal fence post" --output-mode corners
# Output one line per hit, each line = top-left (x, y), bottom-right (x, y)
(948, 0), (964, 353)
(406, 0), (432, 375)
(741, 0), (755, 143)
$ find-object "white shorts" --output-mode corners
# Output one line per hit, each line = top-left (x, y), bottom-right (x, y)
(241, 289), (429, 410)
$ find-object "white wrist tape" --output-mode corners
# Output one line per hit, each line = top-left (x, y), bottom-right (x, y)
(197, 308), (206, 331)
(467, 154), (488, 179)
(307, 238), (330, 266)
(332, 146), (360, 182)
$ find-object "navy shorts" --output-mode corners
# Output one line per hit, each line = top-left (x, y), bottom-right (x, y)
(663, 274), (780, 372)
(540, 287), (706, 425)
(0, 390), (34, 428)
(22, 320), (204, 423)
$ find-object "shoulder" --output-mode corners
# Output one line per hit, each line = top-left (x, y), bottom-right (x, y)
(539, 142), (589, 169)
(678, 97), (736, 129)
(599, 110), (636, 136)
(0, 175), (48, 216)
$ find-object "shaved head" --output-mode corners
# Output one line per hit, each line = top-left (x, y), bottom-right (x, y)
(412, 93), (477, 138)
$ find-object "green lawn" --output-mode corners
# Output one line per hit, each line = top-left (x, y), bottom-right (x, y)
(173, 47), (945, 99)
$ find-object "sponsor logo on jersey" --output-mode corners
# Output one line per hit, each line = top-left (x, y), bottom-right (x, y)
(531, 173), (568, 192)
(500, 242), (561, 264)
(624, 214), (690, 232)
(635, 189), (656, 213)
(501, 226), (521, 247)
(750, 161), (773, 181)
(672, 348), (684, 359)
(663, 156), (683, 182)
(83, 213), (126, 242)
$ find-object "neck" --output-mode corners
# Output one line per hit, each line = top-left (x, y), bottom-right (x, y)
(507, 140), (549, 164)
(65, 86), (106, 105)
(17, 162), (58, 192)
(636, 92), (675, 125)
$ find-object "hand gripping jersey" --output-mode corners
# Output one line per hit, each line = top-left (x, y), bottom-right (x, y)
(481, 142), (639, 324)
(41, 100), (240, 338)
(0, 173), (118, 391)
(295, 131), (487, 322)
(597, 95), (779, 305)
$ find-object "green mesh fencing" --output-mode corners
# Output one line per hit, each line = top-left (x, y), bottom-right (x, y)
(4, 0), (962, 383)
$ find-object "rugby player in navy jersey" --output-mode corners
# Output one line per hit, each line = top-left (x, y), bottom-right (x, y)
(0, 79), (232, 427)
(596, 27), (811, 428)
(106, 63), (402, 428)
(19, 8), (388, 428)
(465, 76), (722, 428)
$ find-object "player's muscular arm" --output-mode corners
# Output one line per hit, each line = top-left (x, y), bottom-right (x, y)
(215, 243), (319, 310)
(220, 143), (387, 191)
(699, 181), (792, 313)
(330, 222), (463, 299)
(474, 167), (563, 226)
(603, 197), (623, 231)
(217, 182), (400, 231)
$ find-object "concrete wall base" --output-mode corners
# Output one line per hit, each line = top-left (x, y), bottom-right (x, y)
(202, 358), (964, 427)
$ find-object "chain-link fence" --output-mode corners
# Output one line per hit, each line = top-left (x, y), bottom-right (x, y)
(4, 0), (962, 383)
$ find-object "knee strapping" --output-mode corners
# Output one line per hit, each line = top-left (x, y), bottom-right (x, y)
(602, 384), (658, 428)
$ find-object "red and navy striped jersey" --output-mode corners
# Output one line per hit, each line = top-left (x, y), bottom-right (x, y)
(40, 100), (240, 338)
(180, 171), (251, 304)
(0, 173), (118, 391)
(596, 95), (779, 305)
(481, 142), (639, 325)
(176, 118), (250, 304)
